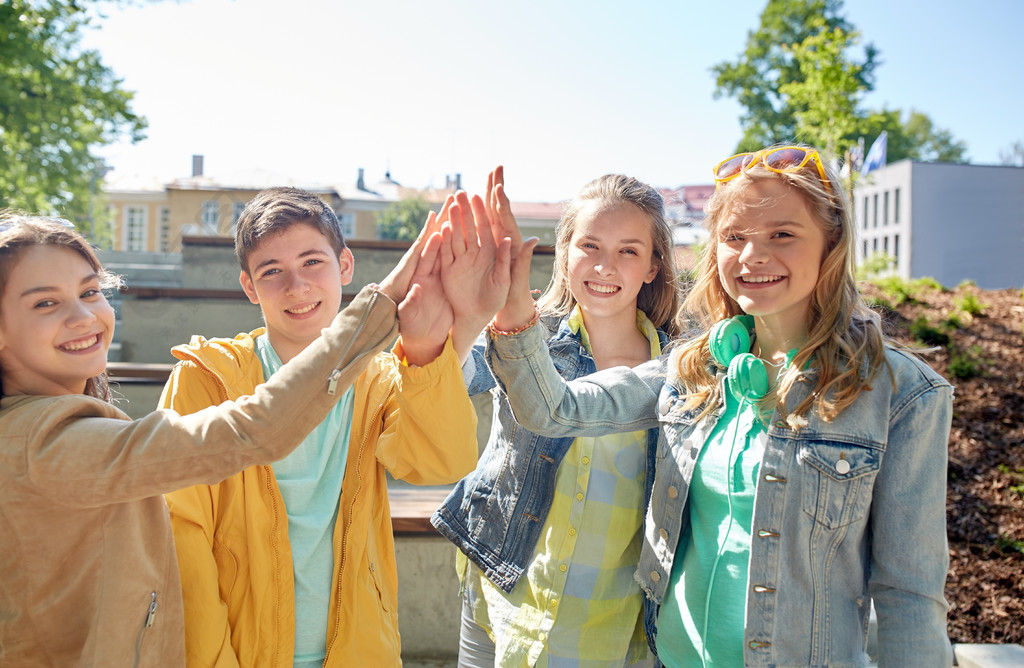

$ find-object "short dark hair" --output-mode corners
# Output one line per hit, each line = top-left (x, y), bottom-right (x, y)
(234, 187), (346, 273)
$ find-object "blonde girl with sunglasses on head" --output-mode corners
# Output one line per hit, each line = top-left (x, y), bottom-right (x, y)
(432, 169), (683, 667)
(471, 146), (954, 667)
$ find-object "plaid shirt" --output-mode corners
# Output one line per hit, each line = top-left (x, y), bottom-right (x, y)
(463, 308), (659, 667)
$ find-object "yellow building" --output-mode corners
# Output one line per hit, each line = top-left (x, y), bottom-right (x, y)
(103, 156), (472, 252)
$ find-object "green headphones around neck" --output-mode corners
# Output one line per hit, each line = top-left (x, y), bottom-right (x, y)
(709, 315), (801, 402)
(709, 315), (768, 402)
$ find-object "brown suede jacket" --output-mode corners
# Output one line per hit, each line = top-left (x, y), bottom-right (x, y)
(0, 285), (396, 667)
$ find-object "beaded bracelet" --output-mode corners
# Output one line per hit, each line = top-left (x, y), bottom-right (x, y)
(487, 303), (540, 336)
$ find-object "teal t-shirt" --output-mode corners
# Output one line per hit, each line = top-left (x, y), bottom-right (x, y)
(655, 387), (767, 667)
(256, 335), (355, 668)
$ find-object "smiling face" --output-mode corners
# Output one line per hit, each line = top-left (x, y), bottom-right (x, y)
(0, 245), (115, 396)
(566, 200), (658, 327)
(239, 222), (354, 363)
(716, 179), (828, 340)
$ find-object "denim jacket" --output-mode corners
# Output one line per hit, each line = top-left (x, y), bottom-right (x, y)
(430, 315), (667, 594)
(484, 323), (954, 668)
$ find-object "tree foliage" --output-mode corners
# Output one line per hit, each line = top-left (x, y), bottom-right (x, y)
(712, 0), (877, 152)
(855, 109), (967, 164)
(376, 197), (431, 241)
(1, 1), (146, 244)
(713, 0), (966, 166)
(779, 18), (865, 157)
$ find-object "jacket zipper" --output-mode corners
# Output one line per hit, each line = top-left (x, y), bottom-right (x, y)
(132, 592), (158, 668)
(322, 398), (384, 664)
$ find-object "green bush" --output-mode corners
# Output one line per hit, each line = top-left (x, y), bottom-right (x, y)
(872, 276), (918, 306)
(995, 534), (1024, 555)
(856, 252), (896, 281)
(948, 345), (986, 379)
(865, 295), (893, 311)
(909, 316), (949, 347)
(943, 312), (964, 329)
(911, 277), (946, 292)
(954, 292), (987, 316)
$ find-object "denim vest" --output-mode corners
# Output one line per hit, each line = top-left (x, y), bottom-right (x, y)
(484, 323), (954, 667)
(430, 315), (667, 594)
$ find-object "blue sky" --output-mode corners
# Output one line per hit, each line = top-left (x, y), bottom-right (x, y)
(83, 0), (1024, 202)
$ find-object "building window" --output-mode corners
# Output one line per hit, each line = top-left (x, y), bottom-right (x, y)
(863, 197), (869, 229)
(863, 240), (868, 260)
(883, 191), (890, 225)
(232, 202), (247, 234)
(893, 234), (900, 268)
(872, 237), (878, 252)
(125, 206), (147, 251)
(202, 201), (219, 234)
(894, 188), (900, 224)
(159, 207), (171, 252)
(872, 194), (878, 228)
(883, 236), (889, 253)
(338, 212), (355, 238)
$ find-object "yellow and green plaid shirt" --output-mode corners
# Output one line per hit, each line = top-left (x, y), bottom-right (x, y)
(464, 307), (660, 667)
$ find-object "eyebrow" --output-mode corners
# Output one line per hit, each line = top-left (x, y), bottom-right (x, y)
(252, 248), (330, 272)
(19, 273), (100, 299)
(578, 234), (650, 246)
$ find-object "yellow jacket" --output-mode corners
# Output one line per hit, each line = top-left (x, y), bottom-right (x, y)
(161, 330), (477, 667)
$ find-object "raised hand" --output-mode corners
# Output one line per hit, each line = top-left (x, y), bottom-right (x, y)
(485, 166), (523, 253)
(439, 191), (517, 362)
(396, 230), (453, 366)
(378, 196), (452, 305)
(481, 167), (539, 334)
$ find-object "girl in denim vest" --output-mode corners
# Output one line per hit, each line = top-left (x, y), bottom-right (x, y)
(433, 170), (683, 667)
(478, 147), (954, 667)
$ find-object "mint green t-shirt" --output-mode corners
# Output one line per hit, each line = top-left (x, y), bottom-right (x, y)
(655, 387), (767, 667)
(256, 335), (355, 668)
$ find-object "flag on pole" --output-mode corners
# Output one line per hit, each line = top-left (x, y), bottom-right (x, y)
(861, 131), (888, 176)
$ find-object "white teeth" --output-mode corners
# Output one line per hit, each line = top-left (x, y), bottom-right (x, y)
(741, 275), (782, 284)
(288, 302), (319, 314)
(588, 282), (619, 294)
(62, 335), (99, 351)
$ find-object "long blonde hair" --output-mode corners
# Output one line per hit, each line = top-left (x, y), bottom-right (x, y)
(674, 146), (887, 426)
(0, 213), (120, 401)
(535, 174), (683, 337)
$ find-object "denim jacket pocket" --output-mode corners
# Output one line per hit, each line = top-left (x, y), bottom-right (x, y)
(798, 440), (881, 529)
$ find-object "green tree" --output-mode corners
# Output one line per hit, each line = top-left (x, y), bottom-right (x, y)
(376, 197), (431, 241)
(855, 109), (968, 163)
(711, 0), (878, 152)
(713, 0), (966, 168)
(779, 19), (866, 157)
(1, 1), (146, 245)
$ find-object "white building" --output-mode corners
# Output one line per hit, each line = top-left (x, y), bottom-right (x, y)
(854, 160), (1024, 289)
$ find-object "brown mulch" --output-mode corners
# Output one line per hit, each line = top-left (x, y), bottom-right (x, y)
(862, 281), (1024, 644)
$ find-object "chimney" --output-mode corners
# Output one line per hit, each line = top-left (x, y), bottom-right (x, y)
(357, 168), (365, 191)
(191, 154), (204, 177)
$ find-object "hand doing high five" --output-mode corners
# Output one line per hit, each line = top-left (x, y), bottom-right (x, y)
(388, 196), (456, 366)
(481, 167), (539, 335)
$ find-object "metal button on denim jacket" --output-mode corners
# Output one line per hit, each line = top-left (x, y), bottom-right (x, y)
(484, 326), (953, 667)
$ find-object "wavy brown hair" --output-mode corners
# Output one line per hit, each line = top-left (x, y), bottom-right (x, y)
(535, 174), (683, 337)
(673, 145), (887, 427)
(0, 212), (120, 401)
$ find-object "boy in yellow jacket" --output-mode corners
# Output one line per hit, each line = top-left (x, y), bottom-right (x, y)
(162, 187), (499, 666)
